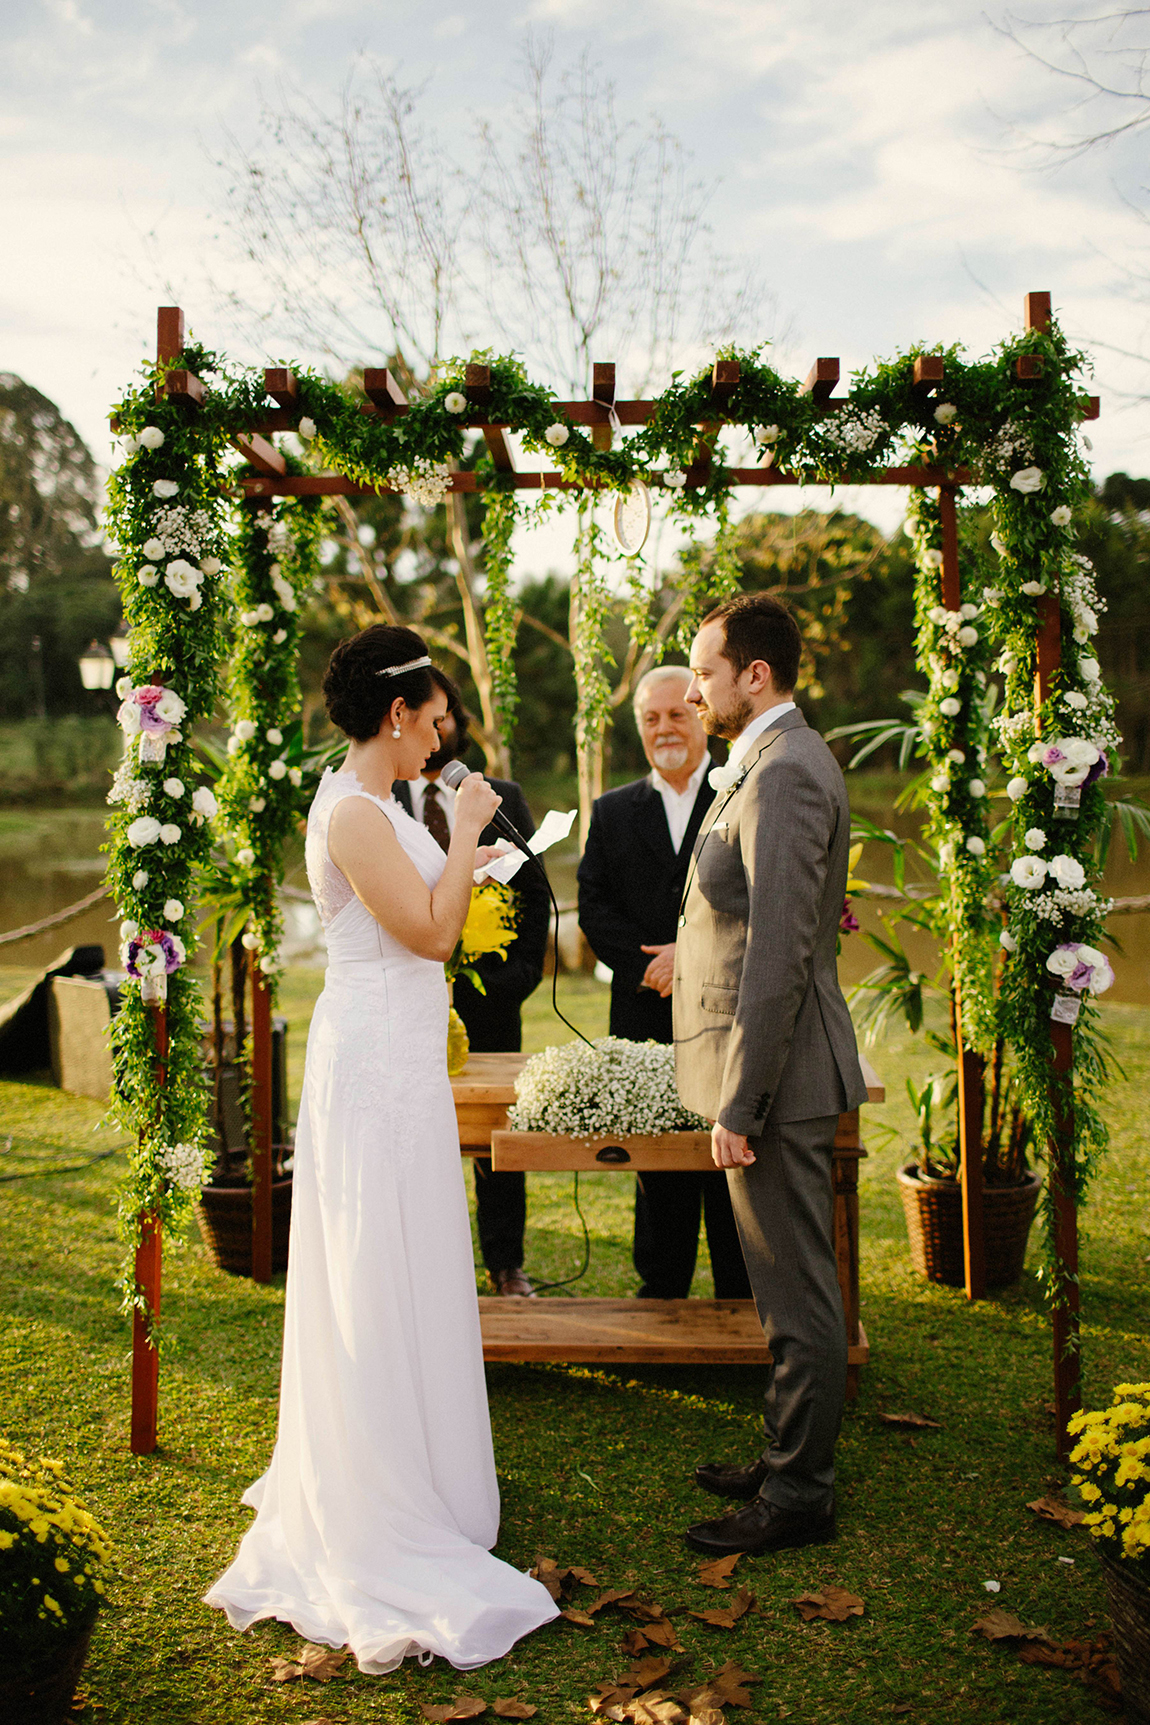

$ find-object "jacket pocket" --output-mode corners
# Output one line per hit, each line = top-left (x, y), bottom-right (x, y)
(701, 983), (738, 1016)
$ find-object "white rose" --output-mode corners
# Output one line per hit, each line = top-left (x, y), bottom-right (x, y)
(1048, 853), (1086, 889)
(1011, 855), (1047, 889)
(159, 823), (181, 845)
(188, 591), (202, 612)
(298, 416), (317, 439)
(947, 749), (966, 764)
(154, 689), (186, 724)
(165, 564), (202, 600)
(139, 426), (165, 450)
(966, 836), (986, 855)
(1025, 828), (1047, 850)
(259, 956), (277, 974)
(1063, 738), (1099, 768)
(960, 603), (980, 620)
(927, 605), (949, 625)
(256, 602), (275, 622)
(922, 549), (944, 570)
(132, 869), (149, 889)
(999, 930), (1017, 952)
(939, 697), (961, 716)
(968, 780), (986, 797)
(957, 626), (979, 647)
(983, 587), (1002, 605)
(237, 848), (255, 868)
(138, 565), (159, 587)
(931, 774), (950, 793)
(1010, 467), (1045, 494)
(1064, 690), (1087, 710)
(152, 478), (179, 499)
(241, 931), (260, 950)
(199, 556), (222, 576)
(272, 629), (288, 645)
(127, 816), (162, 848)
(266, 727), (283, 745)
(1046, 947), (1079, 978)
(249, 796), (266, 812)
(163, 898), (184, 921)
(940, 669), (960, 691)
(289, 767), (302, 787)
(1027, 741), (1047, 763)
(1076, 605), (1099, 635)
(1080, 657), (1100, 682)
(121, 434), (139, 455)
(268, 759), (287, 780)
(934, 403), (958, 425)
(162, 777), (185, 798)
(1050, 760), (1091, 787)
(1077, 944), (1105, 968)
(234, 719), (256, 742)
(663, 469), (687, 488)
(120, 919), (139, 941)
(115, 676), (132, 699)
(1051, 505), (1072, 527)
(1021, 581), (1047, 597)
(142, 537), (165, 561)
(443, 392), (467, 414)
(192, 785), (218, 820)
(1006, 776), (1028, 802)
(544, 423), (570, 447)
(240, 610), (260, 627)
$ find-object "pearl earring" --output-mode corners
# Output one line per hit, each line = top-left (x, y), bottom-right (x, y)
(392, 724), (401, 739)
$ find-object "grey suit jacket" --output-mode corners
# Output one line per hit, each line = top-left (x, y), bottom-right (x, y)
(673, 708), (868, 1135)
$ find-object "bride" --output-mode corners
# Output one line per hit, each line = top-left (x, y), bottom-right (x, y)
(205, 625), (559, 1673)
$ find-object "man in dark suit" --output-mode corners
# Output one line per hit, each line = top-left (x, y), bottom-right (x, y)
(577, 666), (751, 1302)
(393, 671), (549, 1297)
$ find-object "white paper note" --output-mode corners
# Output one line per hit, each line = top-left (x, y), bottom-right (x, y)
(473, 808), (576, 883)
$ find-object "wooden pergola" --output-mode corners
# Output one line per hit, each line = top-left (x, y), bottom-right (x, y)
(129, 296), (1096, 1461)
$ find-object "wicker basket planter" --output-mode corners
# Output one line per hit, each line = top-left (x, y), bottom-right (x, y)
(195, 1173), (293, 1277)
(896, 1164), (1041, 1289)
(1102, 1552), (1150, 1724)
(0, 1625), (93, 1725)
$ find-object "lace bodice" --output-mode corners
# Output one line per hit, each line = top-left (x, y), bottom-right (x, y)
(305, 766), (448, 964)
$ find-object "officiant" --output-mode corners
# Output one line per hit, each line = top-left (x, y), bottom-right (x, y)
(393, 670), (549, 1298)
(577, 667), (751, 1301)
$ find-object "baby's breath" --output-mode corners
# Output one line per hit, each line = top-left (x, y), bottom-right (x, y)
(508, 1037), (708, 1137)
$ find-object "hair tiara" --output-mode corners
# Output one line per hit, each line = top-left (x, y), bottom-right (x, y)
(375, 655), (432, 678)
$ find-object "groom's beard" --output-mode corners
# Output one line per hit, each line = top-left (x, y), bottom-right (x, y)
(695, 692), (753, 742)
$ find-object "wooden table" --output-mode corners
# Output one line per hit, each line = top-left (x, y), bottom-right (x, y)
(451, 1054), (881, 1393)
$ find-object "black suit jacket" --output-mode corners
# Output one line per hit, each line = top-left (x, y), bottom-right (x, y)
(393, 775), (549, 1052)
(577, 772), (714, 1044)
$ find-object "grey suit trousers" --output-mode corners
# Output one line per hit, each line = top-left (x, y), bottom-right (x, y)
(726, 1113), (845, 1514)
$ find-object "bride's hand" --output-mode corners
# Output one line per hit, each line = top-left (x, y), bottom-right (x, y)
(453, 771), (501, 832)
(475, 843), (509, 869)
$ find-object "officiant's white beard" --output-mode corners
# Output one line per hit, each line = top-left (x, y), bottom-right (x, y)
(650, 738), (690, 774)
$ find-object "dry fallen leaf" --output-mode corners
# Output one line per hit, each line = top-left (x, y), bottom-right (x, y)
(791, 1587), (864, 1623)
(493, 1700), (538, 1718)
(619, 1655), (675, 1690)
(418, 1698), (487, 1722)
(621, 1597), (670, 1623)
(635, 1619), (684, 1651)
(588, 1681), (638, 1716)
(697, 1552), (743, 1589)
(708, 1660), (762, 1708)
(1027, 1495), (1085, 1529)
(569, 1565), (602, 1587)
(269, 1657), (303, 1683)
(687, 1711), (725, 1725)
(299, 1645), (348, 1681)
(877, 1411), (942, 1430)
(689, 1589), (756, 1630)
(532, 1557), (566, 1601)
(970, 1610), (1052, 1644)
(587, 1588), (639, 1615)
(562, 1608), (597, 1627)
(629, 1691), (687, 1724)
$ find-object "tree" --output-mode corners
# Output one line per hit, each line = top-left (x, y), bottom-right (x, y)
(0, 376), (118, 719)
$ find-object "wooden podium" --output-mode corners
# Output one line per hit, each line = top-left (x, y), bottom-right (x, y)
(451, 1055), (880, 1394)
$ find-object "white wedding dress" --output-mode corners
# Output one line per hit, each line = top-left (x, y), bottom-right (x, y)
(205, 766), (558, 1672)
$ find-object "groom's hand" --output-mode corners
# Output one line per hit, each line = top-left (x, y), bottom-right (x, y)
(640, 942), (676, 996)
(711, 1124), (755, 1168)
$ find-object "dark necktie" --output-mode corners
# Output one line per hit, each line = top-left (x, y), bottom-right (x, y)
(422, 781), (451, 853)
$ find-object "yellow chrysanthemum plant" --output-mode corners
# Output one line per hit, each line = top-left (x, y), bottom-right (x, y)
(0, 1439), (114, 1674)
(1069, 1384), (1150, 1571)
(445, 881), (518, 992)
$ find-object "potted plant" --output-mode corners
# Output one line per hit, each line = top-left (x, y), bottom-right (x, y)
(0, 1440), (113, 1725)
(1069, 1383), (1150, 1722)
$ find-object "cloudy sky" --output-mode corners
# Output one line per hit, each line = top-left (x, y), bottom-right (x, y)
(5, 0), (1150, 562)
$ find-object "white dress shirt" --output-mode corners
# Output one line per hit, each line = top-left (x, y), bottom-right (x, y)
(650, 753), (709, 853)
(726, 700), (797, 769)
(408, 775), (456, 834)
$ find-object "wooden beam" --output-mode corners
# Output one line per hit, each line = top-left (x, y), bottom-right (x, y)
(913, 354), (944, 392)
(233, 433), (286, 477)
(465, 363), (492, 407)
(250, 960), (273, 1285)
(131, 993), (167, 1455)
(362, 368), (407, 415)
(264, 367), (298, 407)
(1025, 291), (1052, 333)
(800, 358), (840, 403)
(482, 426), (516, 472)
(162, 369), (204, 408)
(157, 306), (185, 367)
(592, 363), (616, 452)
(1015, 354), (1045, 383)
(711, 359), (741, 408)
(1083, 396), (1101, 422)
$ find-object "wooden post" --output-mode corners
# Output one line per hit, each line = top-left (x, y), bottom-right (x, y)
(250, 944), (274, 1285)
(938, 482), (986, 1300)
(130, 1000), (167, 1455)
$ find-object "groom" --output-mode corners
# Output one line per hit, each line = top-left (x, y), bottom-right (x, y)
(673, 592), (867, 1556)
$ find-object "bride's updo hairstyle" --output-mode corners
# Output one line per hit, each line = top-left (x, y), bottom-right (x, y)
(323, 625), (437, 741)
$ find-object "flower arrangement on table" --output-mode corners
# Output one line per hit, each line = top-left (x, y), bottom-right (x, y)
(508, 1037), (708, 1138)
(1070, 1384), (1150, 1569)
(0, 1439), (113, 1682)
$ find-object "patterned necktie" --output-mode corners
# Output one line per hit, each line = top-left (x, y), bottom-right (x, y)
(422, 781), (451, 853)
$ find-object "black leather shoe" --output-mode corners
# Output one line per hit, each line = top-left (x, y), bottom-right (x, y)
(685, 1494), (836, 1556)
(695, 1457), (769, 1501)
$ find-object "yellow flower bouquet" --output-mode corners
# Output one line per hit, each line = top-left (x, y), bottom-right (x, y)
(0, 1438), (113, 1678)
(446, 880), (518, 994)
(1069, 1384), (1150, 1569)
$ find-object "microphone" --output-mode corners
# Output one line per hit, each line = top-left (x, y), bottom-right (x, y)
(439, 758), (535, 861)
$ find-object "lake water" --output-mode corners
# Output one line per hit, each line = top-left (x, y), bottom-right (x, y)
(3, 786), (1150, 1004)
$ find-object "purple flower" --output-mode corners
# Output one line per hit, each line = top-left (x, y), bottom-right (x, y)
(1084, 752), (1109, 787)
(1041, 743), (1067, 767)
(126, 928), (186, 980)
(1067, 960), (1094, 994)
(839, 899), (860, 936)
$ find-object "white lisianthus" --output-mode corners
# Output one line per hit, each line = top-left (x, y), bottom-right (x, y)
(234, 719), (257, 742)
(266, 727), (283, 745)
(933, 403), (958, 425)
(162, 777), (185, 798)
(272, 628), (287, 645)
(1046, 947), (1079, 979)
(1011, 856), (1047, 889)
(1076, 605), (1099, 635)
(142, 537), (165, 561)
(127, 816), (162, 848)
(268, 759), (287, 780)
(236, 847), (255, 868)
(663, 469), (687, 489)
(1025, 828), (1047, 850)
(1010, 466), (1045, 494)
(199, 556), (222, 576)
(957, 626), (979, 647)
(939, 668), (960, 691)
(1061, 738), (1098, 769)
(927, 605), (949, 625)
(115, 676), (132, 699)
(1048, 853), (1086, 889)
(120, 919), (139, 941)
(1000, 930), (1018, 952)
(1080, 657), (1101, 683)
(1078, 943), (1106, 969)
(121, 434), (139, 455)
(132, 869), (149, 889)
(139, 425), (165, 450)
(1064, 690), (1088, 710)
(922, 549), (944, 570)
(249, 796), (266, 812)
(1050, 760), (1091, 787)
(259, 956), (278, 974)
(298, 416), (317, 439)
(443, 392), (467, 414)
(755, 424), (780, 443)
(983, 587), (1002, 605)
(960, 603), (980, 620)
(152, 478), (179, 499)
(947, 748), (966, 764)
(939, 697), (961, 717)
(138, 566), (159, 587)
(159, 823), (181, 845)
(966, 835), (986, 855)
(241, 931), (260, 951)
(288, 766), (302, 787)
(544, 423), (570, 447)
(1051, 505), (1072, 527)
(931, 773), (950, 793)
(163, 898), (184, 921)
(1006, 776), (1028, 802)
(154, 688), (186, 724)
(968, 780), (986, 797)
(117, 700), (142, 736)
(256, 602), (275, 623)
(1021, 581), (1047, 597)
(240, 610), (260, 627)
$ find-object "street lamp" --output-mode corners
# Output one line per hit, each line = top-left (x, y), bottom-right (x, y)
(109, 622), (131, 670)
(78, 640), (115, 692)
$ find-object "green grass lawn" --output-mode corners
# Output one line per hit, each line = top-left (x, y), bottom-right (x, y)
(1, 969), (1148, 1723)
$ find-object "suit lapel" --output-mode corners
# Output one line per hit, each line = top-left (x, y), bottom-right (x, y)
(632, 778), (677, 862)
(681, 711), (807, 909)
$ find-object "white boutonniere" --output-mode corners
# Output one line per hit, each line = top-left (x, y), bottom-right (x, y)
(708, 761), (747, 792)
